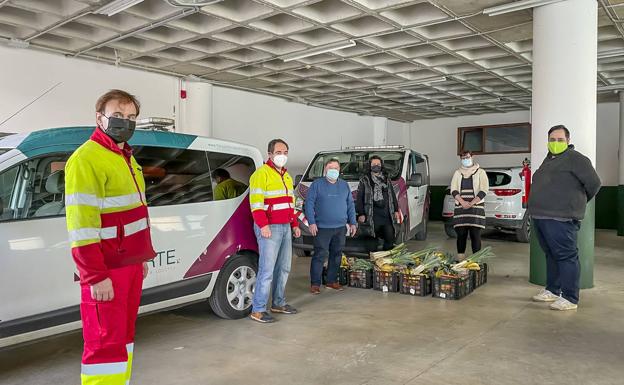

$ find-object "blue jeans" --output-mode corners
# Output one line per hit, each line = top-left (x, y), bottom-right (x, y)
(311, 226), (347, 286)
(533, 218), (582, 304)
(252, 224), (293, 313)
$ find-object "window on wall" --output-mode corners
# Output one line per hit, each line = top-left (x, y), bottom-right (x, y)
(458, 123), (531, 155)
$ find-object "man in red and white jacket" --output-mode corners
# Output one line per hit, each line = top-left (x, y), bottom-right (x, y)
(65, 90), (155, 385)
(248, 139), (301, 323)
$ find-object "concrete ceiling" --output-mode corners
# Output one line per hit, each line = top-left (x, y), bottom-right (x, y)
(1, 0), (624, 122)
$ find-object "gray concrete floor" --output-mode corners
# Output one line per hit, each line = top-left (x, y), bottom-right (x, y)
(1, 222), (623, 385)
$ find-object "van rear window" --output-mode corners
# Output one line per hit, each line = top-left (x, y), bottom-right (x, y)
(487, 172), (512, 187)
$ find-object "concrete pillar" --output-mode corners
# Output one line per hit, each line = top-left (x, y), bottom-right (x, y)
(373, 117), (387, 146)
(618, 92), (624, 236)
(177, 80), (213, 137)
(529, 0), (598, 288)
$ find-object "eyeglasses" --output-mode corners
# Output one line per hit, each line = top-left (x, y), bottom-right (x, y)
(548, 137), (567, 142)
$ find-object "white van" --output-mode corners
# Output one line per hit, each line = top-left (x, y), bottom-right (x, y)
(0, 125), (263, 348)
(293, 146), (430, 256)
(442, 166), (530, 242)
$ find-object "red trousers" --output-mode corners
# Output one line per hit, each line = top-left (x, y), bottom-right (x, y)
(80, 263), (143, 385)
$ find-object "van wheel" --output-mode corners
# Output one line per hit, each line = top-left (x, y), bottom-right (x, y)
(415, 218), (428, 240)
(209, 254), (257, 319)
(515, 217), (530, 243)
(444, 223), (457, 238)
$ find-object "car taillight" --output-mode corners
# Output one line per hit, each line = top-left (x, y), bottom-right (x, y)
(493, 188), (522, 196)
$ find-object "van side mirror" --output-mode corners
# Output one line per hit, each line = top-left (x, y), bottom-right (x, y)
(407, 173), (423, 187)
(295, 174), (303, 186)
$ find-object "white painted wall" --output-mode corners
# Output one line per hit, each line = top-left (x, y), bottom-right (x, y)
(387, 107), (620, 186)
(1, 46), (619, 185)
(0, 46), (375, 177)
(596, 102), (620, 187)
(0, 46), (178, 133)
(392, 111), (531, 185)
(211, 86), (374, 176)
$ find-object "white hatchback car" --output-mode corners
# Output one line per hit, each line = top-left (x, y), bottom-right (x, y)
(442, 166), (530, 243)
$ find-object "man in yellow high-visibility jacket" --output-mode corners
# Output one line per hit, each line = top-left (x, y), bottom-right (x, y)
(65, 89), (155, 385)
(249, 139), (301, 323)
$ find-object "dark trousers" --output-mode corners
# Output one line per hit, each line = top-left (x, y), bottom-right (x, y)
(374, 223), (395, 251)
(456, 226), (482, 254)
(311, 227), (347, 286)
(533, 218), (581, 304)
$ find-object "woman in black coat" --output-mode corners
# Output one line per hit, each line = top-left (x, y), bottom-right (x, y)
(355, 156), (401, 251)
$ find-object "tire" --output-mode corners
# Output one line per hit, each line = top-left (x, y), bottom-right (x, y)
(445, 223), (457, 238)
(415, 217), (428, 241)
(515, 216), (530, 243)
(208, 253), (257, 319)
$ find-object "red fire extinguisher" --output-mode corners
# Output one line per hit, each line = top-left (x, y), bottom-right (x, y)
(521, 158), (531, 209)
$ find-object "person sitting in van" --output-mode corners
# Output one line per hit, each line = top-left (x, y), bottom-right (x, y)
(213, 168), (247, 200)
(356, 156), (401, 251)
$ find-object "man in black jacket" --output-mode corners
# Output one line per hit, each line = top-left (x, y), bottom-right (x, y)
(529, 125), (601, 311)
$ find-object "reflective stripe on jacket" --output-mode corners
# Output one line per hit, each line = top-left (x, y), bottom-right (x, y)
(248, 159), (298, 229)
(65, 128), (156, 285)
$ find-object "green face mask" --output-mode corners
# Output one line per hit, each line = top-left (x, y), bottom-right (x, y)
(548, 141), (568, 155)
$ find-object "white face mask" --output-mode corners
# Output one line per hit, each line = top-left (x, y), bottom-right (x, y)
(461, 158), (473, 168)
(273, 154), (288, 168)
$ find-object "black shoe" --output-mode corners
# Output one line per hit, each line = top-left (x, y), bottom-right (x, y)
(270, 304), (298, 314)
(250, 312), (275, 323)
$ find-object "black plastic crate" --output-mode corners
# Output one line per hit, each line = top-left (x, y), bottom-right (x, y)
(348, 269), (373, 289)
(432, 272), (472, 300)
(469, 263), (489, 289)
(399, 273), (432, 296)
(322, 266), (350, 286)
(373, 269), (399, 293)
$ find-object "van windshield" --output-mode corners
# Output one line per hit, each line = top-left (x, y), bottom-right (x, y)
(304, 151), (405, 182)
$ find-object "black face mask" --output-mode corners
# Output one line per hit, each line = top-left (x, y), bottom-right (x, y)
(102, 116), (136, 143)
(371, 165), (382, 173)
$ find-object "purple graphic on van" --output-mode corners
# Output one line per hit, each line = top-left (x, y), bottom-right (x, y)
(184, 196), (259, 278)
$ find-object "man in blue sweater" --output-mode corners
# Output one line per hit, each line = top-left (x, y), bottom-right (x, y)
(305, 159), (357, 294)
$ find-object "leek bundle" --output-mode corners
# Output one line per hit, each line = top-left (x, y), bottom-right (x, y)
(452, 246), (495, 271)
(410, 252), (442, 275)
(370, 243), (407, 260)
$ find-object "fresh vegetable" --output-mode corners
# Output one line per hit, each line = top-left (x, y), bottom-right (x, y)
(352, 259), (374, 271)
(410, 252), (443, 275)
(452, 247), (495, 271)
(370, 243), (407, 260)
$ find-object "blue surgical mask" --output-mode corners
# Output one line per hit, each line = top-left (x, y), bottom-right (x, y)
(326, 169), (339, 180)
(461, 158), (473, 168)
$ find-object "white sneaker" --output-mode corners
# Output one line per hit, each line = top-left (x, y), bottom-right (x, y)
(532, 289), (560, 302)
(550, 297), (578, 311)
